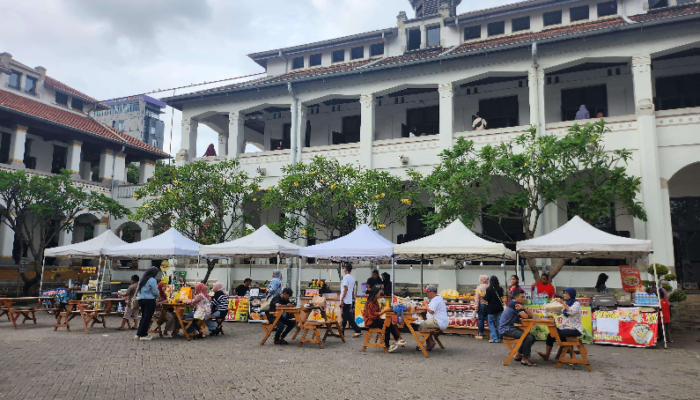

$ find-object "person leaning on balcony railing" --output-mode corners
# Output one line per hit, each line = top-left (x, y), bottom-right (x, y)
(472, 112), (487, 131)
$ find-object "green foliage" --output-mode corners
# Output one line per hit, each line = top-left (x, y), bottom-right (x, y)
(263, 156), (421, 241)
(0, 169), (128, 292)
(648, 263), (670, 277)
(416, 121), (646, 280)
(132, 159), (261, 282)
(669, 290), (687, 303)
(126, 163), (139, 184)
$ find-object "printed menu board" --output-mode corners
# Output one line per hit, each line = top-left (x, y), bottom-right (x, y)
(225, 296), (250, 322)
(619, 265), (643, 293)
(525, 305), (593, 344)
(592, 307), (658, 347)
(248, 295), (265, 323)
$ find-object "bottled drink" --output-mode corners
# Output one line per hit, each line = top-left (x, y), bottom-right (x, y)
(650, 293), (658, 306)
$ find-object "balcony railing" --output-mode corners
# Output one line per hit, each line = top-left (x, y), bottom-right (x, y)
(116, 184), (144, 199)
(239, 149), (291, 165)
(0, 164), (111, 194)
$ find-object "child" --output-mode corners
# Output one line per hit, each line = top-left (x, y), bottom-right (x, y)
(117, 275), (140, 330)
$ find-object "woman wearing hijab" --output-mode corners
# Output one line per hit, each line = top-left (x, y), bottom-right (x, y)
(135, 266), (160, 340)
(154, 282), (177, 338)
(575, 105), (590, 120)
(267, 270), (283, 299)
(474, 275), (489, 340)
(203, 143), (217, 157)
(183, 282), (211, 339)
(206, 282), (228, 336)
(362, 286), (406, 352)
(537, 287), (582, 361)
(595, 273), (609, 294)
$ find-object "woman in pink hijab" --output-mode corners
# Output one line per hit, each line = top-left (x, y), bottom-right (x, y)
(183, 283), (211, 338)
(203, 143), (217, 157)
(474, 275), (489, 340)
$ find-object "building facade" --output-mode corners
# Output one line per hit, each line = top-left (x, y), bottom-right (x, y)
(0, 52), (169, 275)
(163, 0), (700, 291)
(94, 95), (166, 150)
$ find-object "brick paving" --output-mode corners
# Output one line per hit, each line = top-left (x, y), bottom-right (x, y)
(1, 313), (699, 400)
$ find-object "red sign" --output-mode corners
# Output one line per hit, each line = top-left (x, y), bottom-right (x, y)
(619, 265), (643, 293)
(592, 308), (658, 347)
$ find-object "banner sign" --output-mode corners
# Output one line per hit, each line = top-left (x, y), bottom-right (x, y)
(41, 287), (70, 304)
(619, 265), (643, 293)
(80, 266), (98, 274)
(225, 296), (249, 322)
(525, 305), (593, 344)
(592, 308), (658, 347)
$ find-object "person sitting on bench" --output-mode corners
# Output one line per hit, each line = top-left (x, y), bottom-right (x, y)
(267, 288), (295, 345)
(416, 284), (448, 351)
(538, 287), (582, 361)
(363, 286), (406, 352)
(207, 282), (228, 336)
(499, 289), (537, 366)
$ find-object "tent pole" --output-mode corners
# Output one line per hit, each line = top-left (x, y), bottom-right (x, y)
(502, 255), (507, 290)
(391, 256), (395, 297)
(197, 255), (200, 283)
(651, 253), (667, 349)
(297, 256), (302, 305)
(420, 256), (424, 293)
(515, 253), (519, 281)
(97, 256), (104, 294)
(39, 257), (46, 294)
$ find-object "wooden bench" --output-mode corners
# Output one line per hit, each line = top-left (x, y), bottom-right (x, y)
(298, 320), (345, 349)
(208, 316), (226, 335)
(555, 336), (592, 371)
(182, 318), (206, 338)
(403, 314), (444, 358)
(361, 314), (401, 354)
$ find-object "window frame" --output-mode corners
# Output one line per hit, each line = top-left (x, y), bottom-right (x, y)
(369, 43), (385, 57)
(543, 10), (563, 26)
(309, 53), (322, 67)
(350, 46), (365, 60)
(463, 25), (481, 41)
(512, 16), (531, 32)
(487, 21), (506, 37)
(426, 25), (440, 48)
(24, 75), (37, 95)
(291, 56), (305, 70)
(407, 28), (422, 51)
(55, 92), (68, 106)
(71, 98), (84, 111)
(332, 49), (345, 63)
(8, 70), (21, 90)
(597, 1), (618, 17)
(570, 5), (590, 22)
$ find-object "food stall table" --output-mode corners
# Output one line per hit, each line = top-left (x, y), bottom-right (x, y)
(152, 303), (193, 341)
(260, 307), (302, 346)
(55, 299), (124, 334)
(503, 319), (560, 366)
(0, 297), (56, 329)
(403, 313), (445, 358)
(297, 305), (345, 349)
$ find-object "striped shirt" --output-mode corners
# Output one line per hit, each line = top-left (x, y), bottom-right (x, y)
(211, 291), (229, 315)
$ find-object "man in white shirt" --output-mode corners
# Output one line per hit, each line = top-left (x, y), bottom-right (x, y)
(339, 263), (362, 337)
(417, 284), (448, 350)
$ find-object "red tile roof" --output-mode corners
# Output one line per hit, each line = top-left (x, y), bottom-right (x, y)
(0, 89), (169, 158)
(373, 47), (446, 67)
(44, 76), (109, 110)
(630, 2), (700, 22)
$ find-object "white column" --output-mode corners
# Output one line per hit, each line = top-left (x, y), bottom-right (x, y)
(660, 179), (675, 268)
(218, 134), (228, 157)
(179, 118), (198, 162)
(528, 67), (540, 131)
(631, 55), (672, 266)
(8, 124), (28, 168)
(420, 25), (427, 49)
(359, 94), (375, 169)
(0, 223), (15, 266)
(438, 84), (454, 150)
(98, 150), (114, 183)
(113, 152), (126, 184)
(228, 112), (245, 160)
(57, 225), (74, 266)
(79, 161), (92, 181)
(65, 140), (82, 179)
(290, 102), (299, 164)
(139, 159), (155, 183)
(537, 69), (546, 135)
(297, 104), (307, 162)
(93, 217), (108, 236)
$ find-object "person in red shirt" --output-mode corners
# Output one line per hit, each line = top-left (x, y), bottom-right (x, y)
(531, 273), (556, 299)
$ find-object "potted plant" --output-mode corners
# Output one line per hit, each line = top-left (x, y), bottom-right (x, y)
(642, 263), (675, 294)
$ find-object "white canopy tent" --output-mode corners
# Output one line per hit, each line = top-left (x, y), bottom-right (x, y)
(104, 228), (201, 260)
(393, 219), (517, 293)
(516, 216), (664, 347)
(200, 225), (303, 294)
(41, 230), (127, 293)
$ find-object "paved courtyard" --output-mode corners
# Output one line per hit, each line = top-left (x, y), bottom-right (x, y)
(1, 313), (699, 400)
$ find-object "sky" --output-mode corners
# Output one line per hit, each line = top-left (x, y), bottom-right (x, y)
(0, 0), (512, 158)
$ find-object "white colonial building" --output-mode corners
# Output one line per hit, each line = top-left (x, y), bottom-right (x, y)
(175, 0), (700, 291)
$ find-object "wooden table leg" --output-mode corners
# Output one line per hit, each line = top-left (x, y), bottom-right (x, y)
(7, 304), (18, 329)
(406, 323), (430, 358)
(503, 322), (534, 366)
(261, 311), (283, 346)
(174, 308), (191, 341)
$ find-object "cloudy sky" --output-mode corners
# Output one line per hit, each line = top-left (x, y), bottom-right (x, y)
(1, 0), (511, 157)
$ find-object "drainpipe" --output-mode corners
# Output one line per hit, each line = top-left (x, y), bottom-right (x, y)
(621, 0), (638, 25)
(108, 144), (126, 229)
(288, 82), (299, 164)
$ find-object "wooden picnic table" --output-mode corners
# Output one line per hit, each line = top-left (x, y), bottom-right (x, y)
(260, 306), (302, 345)
(54, 298), (125, 334)
(0, 297), (56, 329)
(297, 305), (345, 348)
(502, 318), (560, 366)
(150, 302), (194, 341)
(403, 311), (445, 358)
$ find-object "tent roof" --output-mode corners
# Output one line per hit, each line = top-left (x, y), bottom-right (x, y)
(393, 219), (516, 261)
(199, 225), (301, 257)
(298, 224), (394, 261)
(44, 230), (127, 258)
(517, 216), (653, 259)
(103, 228), (202, 260)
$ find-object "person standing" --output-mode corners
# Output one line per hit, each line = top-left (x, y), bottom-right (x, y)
(207, 282), (229, 336)
(499, 290), (537, 366)
(340, 264), (362, 338)
(474, 275), (489, 339)
(472, 113), (487, 131)
(135, 266), (160, 341)
(484, 276), (505, 343)
(381, 272), (393, 296)
(365, 270), (383, 294)
(116, 275), (140, 331)
(416, 285), (448, 351)
(267, 270), (283, 299)
(595, 273), (609, 294)
(235, 278), (252, 297)
(575, 105), (590, 120)
(507, 275), (523, 303)
(531, 273), (555, 299)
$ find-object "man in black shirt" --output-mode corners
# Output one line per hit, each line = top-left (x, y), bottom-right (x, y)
(267, 287), (295, 345)
(235, 278), (252, 297)
(365, 270), (383, 294)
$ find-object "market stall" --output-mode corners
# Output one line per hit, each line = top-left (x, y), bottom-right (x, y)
(393, 219), (516, 336)
(517, 216), (664, 348)
(199, 225), (302, 322)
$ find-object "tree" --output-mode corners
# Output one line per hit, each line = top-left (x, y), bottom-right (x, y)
(262, 156), (422, 242)
(126, 163), (139, 184)
(132, 159), (261, 283)
(0, 170), (129, 293)
(416, 121), (646, 280)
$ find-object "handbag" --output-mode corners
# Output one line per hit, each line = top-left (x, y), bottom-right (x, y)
(130, 293), (139, 310)
(194, 310), (207, 320)
(260, 298), (272, 312)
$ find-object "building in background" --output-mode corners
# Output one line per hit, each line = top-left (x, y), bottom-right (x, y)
(94, 95), (166, 150)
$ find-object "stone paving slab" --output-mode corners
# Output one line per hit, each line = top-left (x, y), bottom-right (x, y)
(0, 313), (699, 400)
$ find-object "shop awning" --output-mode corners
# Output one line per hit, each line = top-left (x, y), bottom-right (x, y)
(199, 225), (301, 258)
(44, 230), (127, 259)
(393, 219), (516, 261)
(103, 228), (202, 260)
(298, 224), (394, 261)
(517, 216), (653, 259)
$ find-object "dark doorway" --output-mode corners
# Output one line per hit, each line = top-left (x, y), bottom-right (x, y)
(561, 85), (607, 121)
(481, 209), (525, 251)
(305, 120), (311, 148)
(333, 116), (361, 144)
(655, 73), (700, 111)
(399, 208), (435, 244)
(407, 29), (421, 51)
(478, 95), (519, 129)
(270, 124), (291, 150)
(671, 197), (700, 290)
(51, 145), (68, 174)
(406, 106), (439, 136)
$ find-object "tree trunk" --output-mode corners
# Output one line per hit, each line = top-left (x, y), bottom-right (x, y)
(548, 259), (568, 280)
(527, 258), (540, 283)
(201, 259), (217, 284)
(19, 267), (41, 295)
